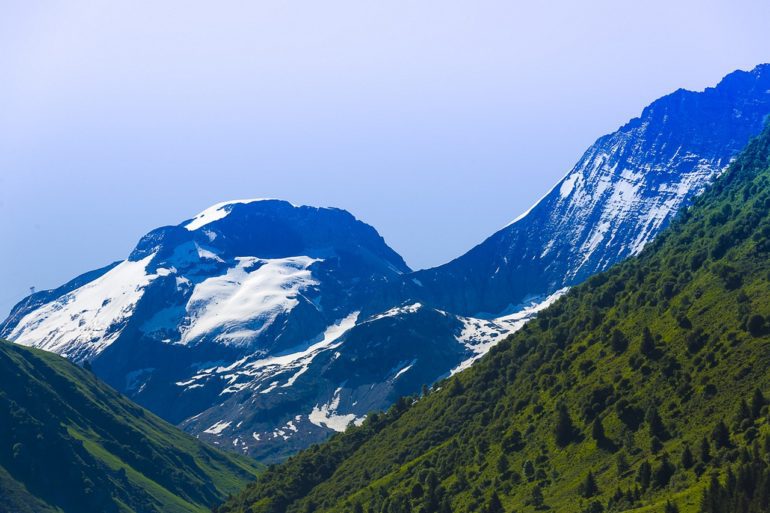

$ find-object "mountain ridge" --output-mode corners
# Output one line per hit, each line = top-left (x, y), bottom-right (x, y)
(398, 63), (770, 317)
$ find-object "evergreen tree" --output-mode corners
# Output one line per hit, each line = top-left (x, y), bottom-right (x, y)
(664, 500), (679, 513)
(496, 454), (509, 477)
(646, 405), (667, 439)
(583, 500), (604, 513)
(555, 404), (578, 447)
(734, 400), (751, 427)
(711, 420), (731, 449)
(636, 461), (652, 491)
(699, 437), (712, 463)
(616, 452), (630, 477)
(680, 445), (694, 469)
(486, 492), (504, 513)
(611, 329), (629, 353)
(580, 471), (600, 498)
(529, 485), (544, 509)
(523, 460), (535, 481)
(751, 388), (766, 419)
(640, 327), (656, 358)
(747, 314), (766, 336)
(591, 417), (606, 443)
(652, 455), (674, 488)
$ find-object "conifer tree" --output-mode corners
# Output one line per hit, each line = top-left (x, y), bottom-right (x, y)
(555, 404), (577, 447)
(664, 500), (679, 513)
(496, 454), (509, 477)
(580, 471), (600, 498)
(486, 492), (504, 513)
(611, 329), (629, 353)
(711, 419), (731, 449)
(616, 452), (629, 477)
(636, 461), (652, 491)
(734, 400), (751, 427)
(681, 445), (694, 469)
(591, 417), (606, 443)
(699, 437), (712, 466)
(529, 485), (544, 509)
(640, 327), (656, 358)
(652, 455), (674, 488)
(751, 389), (766, 419)
(646, 405), (667, 439)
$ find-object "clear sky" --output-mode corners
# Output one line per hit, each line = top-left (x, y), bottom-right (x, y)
(2, 1), (770, 316)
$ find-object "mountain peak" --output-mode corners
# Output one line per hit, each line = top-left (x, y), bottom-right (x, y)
(406, 64), (770, 316)
(184, 198), (296, 231)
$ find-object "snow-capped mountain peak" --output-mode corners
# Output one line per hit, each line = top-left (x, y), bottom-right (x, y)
(184, 198), (295, 231)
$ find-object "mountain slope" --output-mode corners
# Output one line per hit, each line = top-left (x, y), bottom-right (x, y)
(179, 294), (559, 462)
(402, 63), (770, 317)
(0, 339), (262, 513)
(216, 125), (770, 513)
(4, 66), (770, 465)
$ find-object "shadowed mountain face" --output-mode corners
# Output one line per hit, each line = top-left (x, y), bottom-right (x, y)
(3, 65), (770, 463)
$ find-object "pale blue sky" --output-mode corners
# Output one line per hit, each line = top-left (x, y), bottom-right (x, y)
(3, 1), (770, 316)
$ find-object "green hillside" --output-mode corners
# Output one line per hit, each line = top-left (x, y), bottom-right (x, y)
(0, 339), (262, 513)
(216, 124), (770, 513)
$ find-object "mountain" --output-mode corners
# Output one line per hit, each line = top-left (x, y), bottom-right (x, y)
(0, 338), (261, 513)
(215, 118), (770, 513)
(1, 200), (408, 409)
(177, 295), (558, 462)
(2, 199), (409, 362)
(4, 65), (770, 464)
(401, 63), (770, 316)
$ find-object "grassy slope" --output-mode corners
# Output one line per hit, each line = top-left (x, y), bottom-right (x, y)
(0, 340), (262, 513)
(217, 125), (770, 513)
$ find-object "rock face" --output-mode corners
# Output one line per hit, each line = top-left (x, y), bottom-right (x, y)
(3, 64), (770, 462)
(401, 63), (770, 316)
(177, 294), (558, 462)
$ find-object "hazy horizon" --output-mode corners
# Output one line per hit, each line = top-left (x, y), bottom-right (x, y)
(3, 1), (770, 316)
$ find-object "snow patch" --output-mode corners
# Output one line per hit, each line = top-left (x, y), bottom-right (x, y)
(451, 288), (568, 375)
(308, 388), (365, 432)
(203, 420), (231, 435)
(8, 254), (160, 360)
(180, 256), (320, 345)
(370, 303), (422, 322)
(391, 360), (416, 381)
(184, 199), (292, 231)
